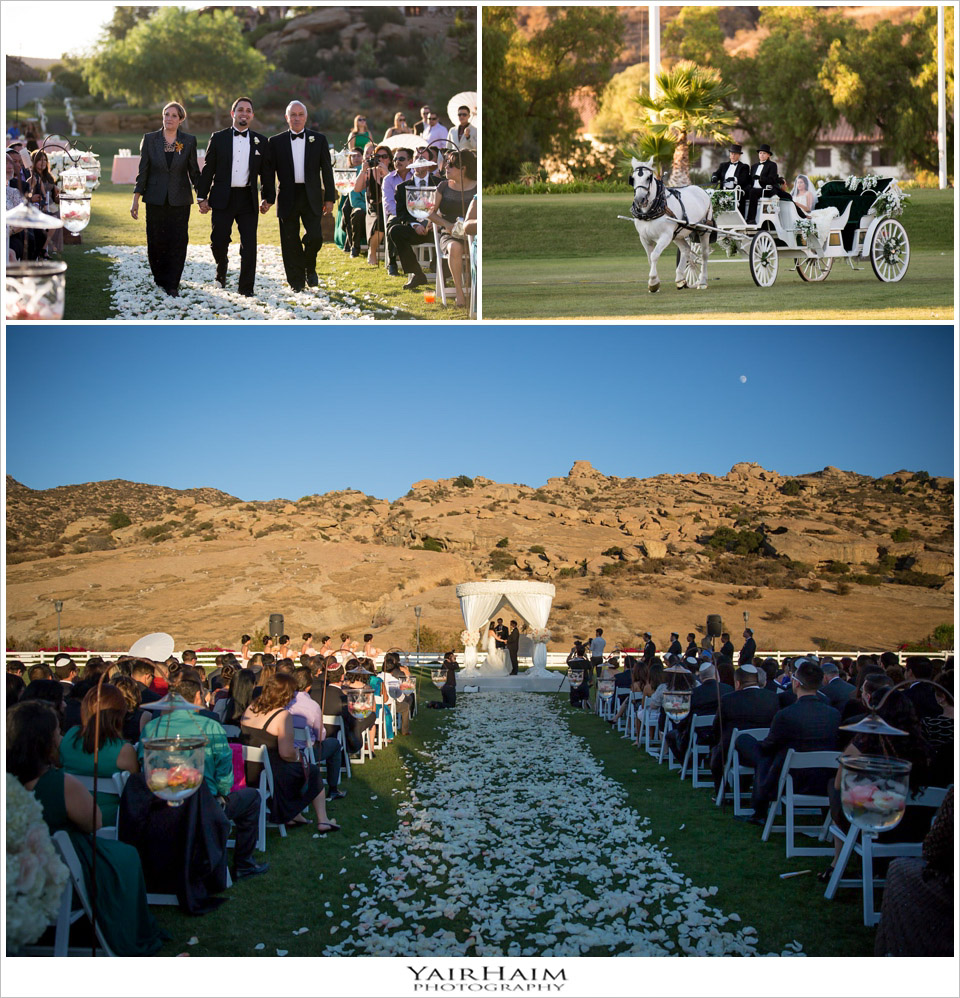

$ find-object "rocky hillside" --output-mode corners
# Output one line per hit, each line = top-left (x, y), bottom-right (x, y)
(5, 462), (953, 654)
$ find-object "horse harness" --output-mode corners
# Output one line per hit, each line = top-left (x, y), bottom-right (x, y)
(630, 175), (695, 231)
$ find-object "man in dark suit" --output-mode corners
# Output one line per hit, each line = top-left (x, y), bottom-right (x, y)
(745, 143), (778, 224)
(667, 633), (683, 658)
(131, 660), (162, 704)
(507, 620), (520, 675)
(495, 618), (508, 649)
(735, 660), (840, 824)
(664, 662), (733, 763)
(642, 633), (656, 664)
(387, 155), (439, 290)
(704, 664), (779, 791)
(739, 628), (757, 665)
(711, 143), (750, 216)
(903, 656), (942, 719)
(412, 105), (431, 137)
(260, 100), (336, 292)
(197, 97), (271, 297)
(684, 633), (699, 660)
(818, 660), (854, 710)
(719, 632), (735, 660)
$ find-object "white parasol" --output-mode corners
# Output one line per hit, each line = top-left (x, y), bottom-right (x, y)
(447, 91), (479, 126)
(379, 132), (428, 153)
(129, 632), (176, 660)
(4, 201), (63, 229)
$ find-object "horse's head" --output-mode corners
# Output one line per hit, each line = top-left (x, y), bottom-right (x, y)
(630, 157), (657, 207)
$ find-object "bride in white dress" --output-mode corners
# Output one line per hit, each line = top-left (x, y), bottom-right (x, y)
(480, 621), (511, 676)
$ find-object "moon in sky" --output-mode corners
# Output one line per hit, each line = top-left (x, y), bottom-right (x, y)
(739, 375), (747, 383)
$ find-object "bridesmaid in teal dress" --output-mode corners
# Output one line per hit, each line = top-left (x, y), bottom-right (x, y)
(366, 660), (394, 740)
(59, 684), (140, 827)
(6, 700), (167, 956)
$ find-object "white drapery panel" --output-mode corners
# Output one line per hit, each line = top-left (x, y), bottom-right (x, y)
(458, 591), (502, 668)
(455, 581), (555, 673)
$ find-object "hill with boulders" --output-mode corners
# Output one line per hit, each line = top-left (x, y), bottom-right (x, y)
(5, 461), (953, 655)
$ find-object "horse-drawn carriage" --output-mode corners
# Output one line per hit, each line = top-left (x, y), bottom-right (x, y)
(624, 160), (911, 292)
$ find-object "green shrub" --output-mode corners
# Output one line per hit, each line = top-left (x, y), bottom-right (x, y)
(892, 570), (943, 588)
(600, 562), (625, 576)
(108, 511), (131, 530)
(824, 560), (850, 575)
(557, 566), (580, 578)
(807, 580), (822, 593)
(362, 5), (405, 30)
(528, 545), (546, 555)
(932, 623), (954, 647)
(703, 526), (763, 555)
(835, 581), (853, 596)
(780, 480), (802, 496)
(849, 574), (883, 586)
(453, 475), (474, 488)
(496, 537), (509, 548)
(413, 536), (445, 552)
(602, 546), (623, 558)
(140, 521), (180, 540)
(488, 549), (514, 571)
(890, 527), (913, 542)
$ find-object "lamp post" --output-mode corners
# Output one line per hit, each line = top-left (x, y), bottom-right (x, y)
(414, 605), (422, 663)
(14, 80), (24, 129)
(54, 600), (63, 652)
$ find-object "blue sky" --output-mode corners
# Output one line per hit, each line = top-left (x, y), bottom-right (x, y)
(4, 325), (955, 501)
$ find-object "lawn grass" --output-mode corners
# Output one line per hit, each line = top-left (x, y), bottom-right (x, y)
(54, 134), (469, 321)
(481, 189), (954, 320)
(150, 686), (875, 958)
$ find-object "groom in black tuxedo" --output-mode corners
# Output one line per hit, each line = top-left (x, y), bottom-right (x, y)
(260, 100), (336, 292)
(196, 97), (271, 297)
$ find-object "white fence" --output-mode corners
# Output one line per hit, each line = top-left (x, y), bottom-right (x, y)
(6, 648), (953, 672)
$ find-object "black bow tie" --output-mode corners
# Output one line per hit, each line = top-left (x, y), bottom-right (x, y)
(233, 129), (248, 138)
(290, 131), (304, 140)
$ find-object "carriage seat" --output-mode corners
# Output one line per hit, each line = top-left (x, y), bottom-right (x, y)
(814, 178), (893, 250)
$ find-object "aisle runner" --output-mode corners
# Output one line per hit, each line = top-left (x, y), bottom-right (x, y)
(88, 245), (404, 321)
(324, 693), (805, 957)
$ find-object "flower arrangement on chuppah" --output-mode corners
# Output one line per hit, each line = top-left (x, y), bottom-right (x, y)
(6, 773), (70, 951)
(529, 627), (551, 644)
(460, 629), (480, 648)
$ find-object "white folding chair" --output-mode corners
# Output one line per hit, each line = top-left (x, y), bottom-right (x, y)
(291, 715), (317, 764)
(624, 691), (644, 740)
(680, 714), (715, 787)
(323, 713), (352, 779)
(715, 727), (769, 814)
(761, 749), (838, 857)
(47, 830), (119, 956)
(824, 785), (949, 926)
(643, 702), (663, 757)
(658, 716), (682, 771)
(70, 772), (129, 839)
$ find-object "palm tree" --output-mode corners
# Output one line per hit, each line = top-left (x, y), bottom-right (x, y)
(623, 124), (677, 178)
(635, 61), (737, 186)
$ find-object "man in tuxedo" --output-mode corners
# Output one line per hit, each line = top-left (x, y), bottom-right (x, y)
(260, 101), (336, 292)
(818, 660), (854, 710)
(413, 105), (432, 137)
(719, 632), (735, 660)
(745, 143), (778, 224)
(684, 633), (699, 660)
(903, 656), (942, 719)
(735, 660), (840, 824)
(739, 628), (757, 665)
(495, 618), (508, 649)
(704, 664), (779, 791)
(507, 620), (520, 675)
(711, 143), (750, 215)
(667, 633), (683, 659)
(196, 97), (271, 297)
(387, 154), (438, 289)
(664, 662), (733, 764)
(642, 633), (656, 664)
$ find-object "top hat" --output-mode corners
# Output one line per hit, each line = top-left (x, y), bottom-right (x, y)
(729, 143), (743, 154)
(757, 144), (772, 154)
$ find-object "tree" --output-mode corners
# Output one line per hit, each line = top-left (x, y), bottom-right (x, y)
(592, 63), (648, 140)
(483, 6), (625, 183)
(101, 6), (159, 41)
(662, 6), (728, 68)
(820, 7), (954, 177)
(635, 61), (736, 185)
(84, 7), (270, 125)
(725, 7), (849, 179)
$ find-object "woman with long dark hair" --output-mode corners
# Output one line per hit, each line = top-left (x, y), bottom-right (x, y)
(353, 144), (393, 267)
(130, 101), (200, 296)
(427, 149), (477, 307)
(219, 667), (257, 726)
(25, 149), (61, 257)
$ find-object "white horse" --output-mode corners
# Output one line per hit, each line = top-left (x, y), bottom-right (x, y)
(628, 157), (713, 293)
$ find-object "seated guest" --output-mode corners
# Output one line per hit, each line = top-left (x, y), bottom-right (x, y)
(664, 662), (733, 763)
(290, 665), (344, 799)
(819, 659), (855, 710)
(27, 663), (54, 683)
(904, 657), (942, 719)
(131, 659), (162, 704)
(383, 111), (412, 141)
(610, 657), (638, 721)
(736, 660), (840, 825)
(447, 105), (477, 151)
(704, 664), (779, 791)
(19, 679), (67, 730)
(140, 682), (267, 879)
(251, 659), (277, 700)
(173, 678), (221, 722)
(382, 146), (417, 277)
(113, 674), (149, 742)
(6, 152), (26, 260)
(216, 666), (257, 726)
(59, 684), (140, 826)
(342, 149), (367, 258)
(6, 672), (25, 704)
(54, 656), (78, 693)
(240, 674), (339, 832)
(426, 150), (477, 308)
(7, 700), (167, 954)
(922, 669), (953, 787)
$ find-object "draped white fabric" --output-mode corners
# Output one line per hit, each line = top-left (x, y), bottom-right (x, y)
(458, 592), (502, 668)
(503, 590), (553, 674)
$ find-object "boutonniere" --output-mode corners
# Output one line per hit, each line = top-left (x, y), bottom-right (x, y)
(308, 136), (315, 144)
(174, 141), (184, 154)
(254, 137), (260, 146)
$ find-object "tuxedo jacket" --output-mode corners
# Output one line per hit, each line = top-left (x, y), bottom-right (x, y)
(711, 160), (750, 191)
(905, 681), (942, 720)
(507, 627), (520, 652)
(818, 676), (855, 711)
(720, 641), (735, 660)
(746, 159), (778, 192)
(642, 641), (656, 663)
(134, 129), (200, 206)
(197, 127), (271, 212)
(705, 686), (780, 751)
(263, 130), (336, 219)
(739, 638), (757, 665)
(667, 641), (683, 658)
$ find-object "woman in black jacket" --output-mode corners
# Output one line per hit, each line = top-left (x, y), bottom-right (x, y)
(130, 101), (201, 296)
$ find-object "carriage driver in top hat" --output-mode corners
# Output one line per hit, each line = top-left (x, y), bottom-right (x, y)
(711, 143), (751, 217)
(745, 143), (778, 225)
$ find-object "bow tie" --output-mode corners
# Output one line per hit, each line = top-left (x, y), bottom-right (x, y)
(233, 129), (248, 138)
(290, 131), (305, 140)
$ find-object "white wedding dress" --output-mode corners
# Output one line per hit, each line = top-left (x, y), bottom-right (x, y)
(479, 630), (511, 676)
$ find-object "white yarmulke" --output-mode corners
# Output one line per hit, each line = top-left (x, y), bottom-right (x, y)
(698, 662), (714, 674)
(740, 663), (759, 674)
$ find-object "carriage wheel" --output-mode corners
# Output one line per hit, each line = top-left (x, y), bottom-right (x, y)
(675, 242), (705, 287)
(870, 218), (910, 282)
(795, 256), (833, 282)
(748, 230), (778, 287)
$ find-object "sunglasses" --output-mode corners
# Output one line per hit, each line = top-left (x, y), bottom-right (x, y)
(377, 154), (391, 160)
(357, 118), (367, 122)
(458, 111), (470, 116)
(427, 116), (438, 121)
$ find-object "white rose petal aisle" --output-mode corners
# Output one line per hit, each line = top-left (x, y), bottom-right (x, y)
(323, 694), (804, 957)
(89, 244), (405, 321)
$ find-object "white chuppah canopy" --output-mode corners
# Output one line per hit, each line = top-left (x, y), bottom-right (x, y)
(455, 580), (555, 687)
